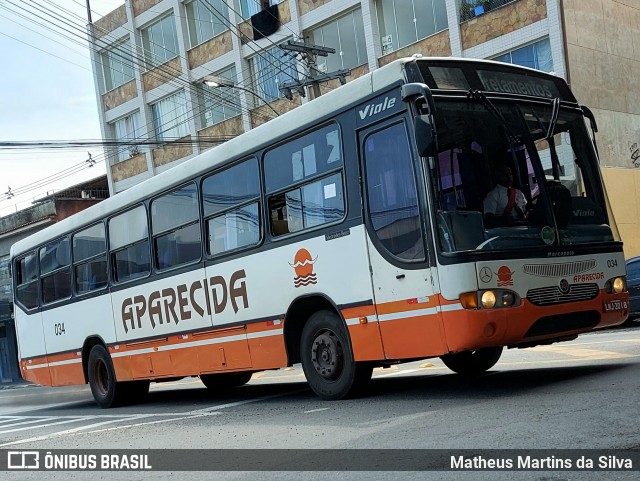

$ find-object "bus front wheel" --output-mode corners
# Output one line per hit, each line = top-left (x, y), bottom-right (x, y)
(440, 346), (503, 375)
(300, 310), (372, 400)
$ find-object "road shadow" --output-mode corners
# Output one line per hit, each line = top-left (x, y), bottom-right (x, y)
(366, 362), (634, 401)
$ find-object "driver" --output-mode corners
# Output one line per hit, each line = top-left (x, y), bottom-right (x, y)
(483, 164), (527, 224)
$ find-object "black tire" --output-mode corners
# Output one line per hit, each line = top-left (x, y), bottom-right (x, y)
(300, 310), (372, 400)
(200, 372), (253, 390)
(87, 344), (128, 408)
(440, 346), (503, 376)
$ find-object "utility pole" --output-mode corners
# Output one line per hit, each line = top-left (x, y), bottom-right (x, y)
(85, 0), (92, 24)
(278, 40), (350, 100)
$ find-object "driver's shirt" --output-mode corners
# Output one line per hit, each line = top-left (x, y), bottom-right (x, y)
(483, 184), (527, 219)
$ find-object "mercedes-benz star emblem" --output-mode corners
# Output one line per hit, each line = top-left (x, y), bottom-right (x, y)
(480, 267), (493, 283)
(559, 279), (570, 294)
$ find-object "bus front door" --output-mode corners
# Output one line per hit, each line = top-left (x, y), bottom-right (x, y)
(360, 120), (447, 360)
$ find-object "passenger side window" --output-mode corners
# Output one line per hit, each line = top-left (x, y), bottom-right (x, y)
(73, 223), (108, 294)
(264, 124), (345, 236)
(40, 237), (71, 304)
(109, 205), (150, 283)
(15, 252), (38, 309)
(151, 183), (201, 270)
(202, 159), (260, 255)
(363, 122), (425, 261)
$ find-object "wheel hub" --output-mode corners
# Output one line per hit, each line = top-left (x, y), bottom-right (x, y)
(311, 331), (344, 380)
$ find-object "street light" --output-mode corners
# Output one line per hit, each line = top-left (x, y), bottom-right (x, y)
(202, 75), (279, 117)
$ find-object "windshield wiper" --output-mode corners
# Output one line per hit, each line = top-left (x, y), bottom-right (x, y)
(467, 89), (522, 177)
(546, 97), (561, 140)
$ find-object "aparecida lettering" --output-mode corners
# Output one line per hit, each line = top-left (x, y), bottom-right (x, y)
(572, 272), (605, 283)
(121, 269), (248, 333)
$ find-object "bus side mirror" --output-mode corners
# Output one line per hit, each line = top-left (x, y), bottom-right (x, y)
(581, 105), (598, 133)
(415, 115), (435, 157)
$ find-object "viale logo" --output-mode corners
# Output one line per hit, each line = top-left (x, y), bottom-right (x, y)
(358, 96), (396, 120)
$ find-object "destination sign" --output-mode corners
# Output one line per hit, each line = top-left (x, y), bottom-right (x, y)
(413, 60), (574, 102)
(477, 70), (560, 99)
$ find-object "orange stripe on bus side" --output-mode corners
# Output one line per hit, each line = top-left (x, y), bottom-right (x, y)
(375, 297), (439, 316)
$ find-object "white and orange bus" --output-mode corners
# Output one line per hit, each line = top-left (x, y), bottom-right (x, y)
(11, 57), (629, 407)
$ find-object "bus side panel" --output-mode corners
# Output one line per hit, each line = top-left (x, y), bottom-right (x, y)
(110, 326), (254, 380)
(41, 293), (116, 386)
(274, 225), (383, 362)
(366, 236), (448, 360)
(15, 309), (52, 386)
(342, 304), (385, 361)
(195, 326), (252, 374)
(246, 321), (287, 370)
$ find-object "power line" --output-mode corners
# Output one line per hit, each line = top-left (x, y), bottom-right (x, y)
(0, 0), (311, 202)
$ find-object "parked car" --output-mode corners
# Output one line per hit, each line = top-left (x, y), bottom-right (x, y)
(625, 257), (640, 321)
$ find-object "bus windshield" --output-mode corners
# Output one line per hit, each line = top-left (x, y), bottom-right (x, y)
(430, 97), (620, 254)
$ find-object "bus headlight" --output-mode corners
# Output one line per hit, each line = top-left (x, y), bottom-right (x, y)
(605, 277), (626, 294)
(481, 291), (496, 309)
(460, 290), (520, 309)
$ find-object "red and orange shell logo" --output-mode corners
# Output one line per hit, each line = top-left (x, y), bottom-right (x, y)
(290, 248), (318, 288)
(497, 266), (514, 286)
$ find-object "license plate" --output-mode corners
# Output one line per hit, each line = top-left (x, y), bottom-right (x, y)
(603, 300), (628, 312)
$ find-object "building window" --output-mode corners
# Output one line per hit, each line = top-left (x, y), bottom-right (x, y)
(152, 91), (189, 141)
(493, 38), (554, 73)
(73, 223), (108, 294)
(376, 0), (448, 55)
(240, 0), (283, 19)
(308, 9), (367, 73)
(202, 159), (261, 255)
(240, 0), (260, 19)
(111, 112), (141, 163)
(109, 205), (150, 284)
(265, 124), (345, 236)
(151, 183), (201, 270)
(101, 39), (135, 91)
(200, 67), (241, 127)
(186, 0), (230, 47)
(250, 46), (298, 102)
(141, 14), (179, 69)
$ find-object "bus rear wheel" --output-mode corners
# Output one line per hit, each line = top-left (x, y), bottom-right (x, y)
(87, 345), (149, 408)
(200, 372), (253, 390)
(300, 310), (372, 400)
(440, 346), (503, 375)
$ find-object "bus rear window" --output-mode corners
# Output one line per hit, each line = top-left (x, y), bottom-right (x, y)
(15, 252), (38, 309)
(39, 238), (71, 304)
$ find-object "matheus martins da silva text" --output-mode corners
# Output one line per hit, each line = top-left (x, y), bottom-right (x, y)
(451, 455), (633, 470)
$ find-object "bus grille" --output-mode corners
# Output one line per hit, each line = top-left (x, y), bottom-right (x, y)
(522, 260), (596, 277)
(527, 283), (599, 306)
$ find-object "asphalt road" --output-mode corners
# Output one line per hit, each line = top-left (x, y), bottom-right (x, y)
(1, 325), (639, 480)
